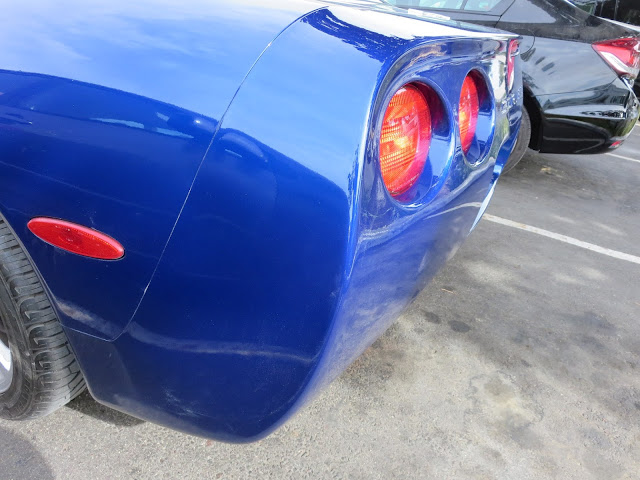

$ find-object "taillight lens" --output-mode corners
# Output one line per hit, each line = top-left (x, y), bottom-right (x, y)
(459, 74), (480, 155)
(593, 37), (640, 80)
(507, 39), (519, 91)
(379, 84), (432, 196)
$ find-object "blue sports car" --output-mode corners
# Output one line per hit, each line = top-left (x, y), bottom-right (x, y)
(0, 0), (521, 442)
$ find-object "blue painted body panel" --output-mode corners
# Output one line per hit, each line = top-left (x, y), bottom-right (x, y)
(0, 0), (327, 338)
(0, 0), (521, 441)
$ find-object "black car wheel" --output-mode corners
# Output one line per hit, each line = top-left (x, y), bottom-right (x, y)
(503, 108), (531, 174)
(0, 216), (85, 420)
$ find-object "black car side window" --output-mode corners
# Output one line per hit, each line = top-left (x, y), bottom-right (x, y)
(387, 0), (505, 12)
(386, 0), (464, 10)
(463, 0), (503, 11)
(419, 0), (464, 8)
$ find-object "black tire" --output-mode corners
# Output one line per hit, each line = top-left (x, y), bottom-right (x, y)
(503, 108), (532, 174)
(0, 216), (85, 420)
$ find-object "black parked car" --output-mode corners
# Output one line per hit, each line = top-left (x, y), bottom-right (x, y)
(386, 0), (640, 171)
(570, 0), (640, 96)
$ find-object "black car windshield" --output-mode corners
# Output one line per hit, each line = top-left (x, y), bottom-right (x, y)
(384, 0), (504, 12)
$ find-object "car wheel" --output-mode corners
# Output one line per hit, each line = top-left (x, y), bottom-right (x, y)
(0, 216), (85, 420)
(503, 108), (532, 174)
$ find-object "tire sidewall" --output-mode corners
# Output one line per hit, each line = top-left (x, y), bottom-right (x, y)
(503, 108), (532, 174)
(0, 273), (33, 417)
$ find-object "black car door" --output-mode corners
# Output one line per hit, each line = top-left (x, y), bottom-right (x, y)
(386, 0), (515, 27)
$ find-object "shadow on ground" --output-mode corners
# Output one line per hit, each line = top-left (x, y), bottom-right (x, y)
(66, 390), (144, 427)
(0, 427), (54, 479)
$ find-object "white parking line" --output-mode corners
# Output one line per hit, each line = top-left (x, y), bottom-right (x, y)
(484, 214), (640, 265)
(606, 152), (640, 164)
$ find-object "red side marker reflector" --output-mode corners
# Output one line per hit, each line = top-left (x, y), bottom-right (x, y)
(27, 218), (124, 260)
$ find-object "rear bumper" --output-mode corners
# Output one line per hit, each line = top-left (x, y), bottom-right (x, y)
(65, 147), (514, 442)
(65, 114), (520, 443)
(537, 80), (639, 154)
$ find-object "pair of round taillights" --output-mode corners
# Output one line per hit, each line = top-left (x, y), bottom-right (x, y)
(379, 73), (482, 197)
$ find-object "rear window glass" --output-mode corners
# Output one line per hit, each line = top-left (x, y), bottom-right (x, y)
(387, 0), (503, 12)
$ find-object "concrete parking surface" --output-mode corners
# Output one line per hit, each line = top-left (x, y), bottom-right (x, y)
(2, 131), (640, 479)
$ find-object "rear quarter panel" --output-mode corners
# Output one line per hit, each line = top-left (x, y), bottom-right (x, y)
(0, 0), (323, 339)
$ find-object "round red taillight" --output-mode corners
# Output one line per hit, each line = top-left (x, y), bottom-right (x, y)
(459, 74), (480, 155)
(379, 84), (432, 197)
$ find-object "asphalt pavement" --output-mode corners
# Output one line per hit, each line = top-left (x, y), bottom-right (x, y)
(1, 131), (640, 479)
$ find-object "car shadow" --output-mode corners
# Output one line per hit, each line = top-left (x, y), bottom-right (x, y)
(0, 427), (55, 479)
(66, 390), (145, 427)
